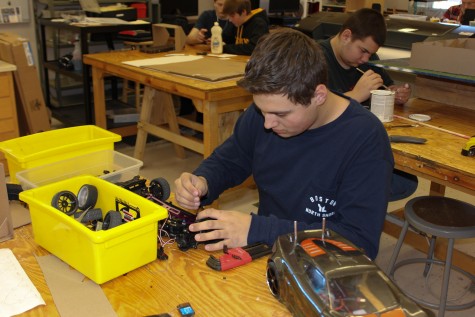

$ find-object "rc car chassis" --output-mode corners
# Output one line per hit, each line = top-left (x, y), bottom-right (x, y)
(116, 176), (199, 251)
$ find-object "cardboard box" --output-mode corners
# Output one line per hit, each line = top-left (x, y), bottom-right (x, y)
(414, 76), (475, 109)
(0, 32), (51, 134)
(410, 38), (475, 77)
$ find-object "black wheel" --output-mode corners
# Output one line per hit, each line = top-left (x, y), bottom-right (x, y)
(77, 184), (98, 210)
(75, 208), (103, 223)
(266, 261), (280, 299)
(102, 210), (122, 230)
(149, 177), (170, 200)
(51, 190), (78, 215)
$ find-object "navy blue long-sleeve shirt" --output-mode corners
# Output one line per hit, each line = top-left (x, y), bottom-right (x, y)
(194, 99), (393, 259)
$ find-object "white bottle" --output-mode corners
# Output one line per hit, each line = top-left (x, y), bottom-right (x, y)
(72, 40), (82, 71)
(210, 22), (223, 54)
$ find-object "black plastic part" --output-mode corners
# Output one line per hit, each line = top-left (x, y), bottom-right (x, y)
(245, 242), (273, 260)
(461, 147), (475, 157)
(206, 255), (221, 270)
(7, 183), (23, 201)
(157, 246), (168, 260)
(389, 135), (427, 144)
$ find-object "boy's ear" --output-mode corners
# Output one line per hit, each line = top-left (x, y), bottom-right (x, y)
(314, 84), (327, 105)
(340, 29), (353, 43)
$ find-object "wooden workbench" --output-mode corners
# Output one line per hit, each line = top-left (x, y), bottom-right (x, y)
(2, 224), (290, 317)
(384, 98), (475, 274)
(83, 49), (252, 160)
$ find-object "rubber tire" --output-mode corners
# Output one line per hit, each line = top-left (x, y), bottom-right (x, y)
(266, 261), (280, 299)
(75, 208), (103, 223)
(102, 210), (122, 230)
(51, 190), (78, 216)
(149, 177), (170, 200)
(77, 184), (98, 210)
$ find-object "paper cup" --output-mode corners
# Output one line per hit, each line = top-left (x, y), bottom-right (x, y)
(370, 90), (395, 122)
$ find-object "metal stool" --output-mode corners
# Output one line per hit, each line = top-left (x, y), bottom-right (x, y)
(387, 196), (475, 317)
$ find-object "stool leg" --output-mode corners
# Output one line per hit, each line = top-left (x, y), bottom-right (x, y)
(423, 236), (437, 277)
(388, 220), (410, 276)
(438, 238), (454, 317)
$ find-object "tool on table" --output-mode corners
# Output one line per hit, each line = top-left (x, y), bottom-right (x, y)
(461, 136), (475, 157)
(321, 218), (326, 242)
(393, 114), (471, 140)
(356, 67), (390, 90)
(386, 124), (419, 129)
(206, 242), (272, 271)
(177, 302), (195, 317)
(389, 135), (427, 144)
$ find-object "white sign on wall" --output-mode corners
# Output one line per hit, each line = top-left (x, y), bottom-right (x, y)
(0, 0), (29, 24)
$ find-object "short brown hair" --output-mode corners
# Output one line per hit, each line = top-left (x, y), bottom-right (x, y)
(238, 28), (327, 106)
(340, 8), (386, 46)
(223, 0), (251, 15)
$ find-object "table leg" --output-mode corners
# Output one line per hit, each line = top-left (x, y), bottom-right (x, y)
(201, 96), (251, 157)
(429, 181), (446, 196)
(92, 67), (106, 128)
(134, 88), (187, 161)
(134, 87), (155, 161)
(161, 91), (186, 159)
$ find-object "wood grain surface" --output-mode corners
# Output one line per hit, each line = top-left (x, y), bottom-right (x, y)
(2, 224), (290, 317)
(390, 98), (475, 195)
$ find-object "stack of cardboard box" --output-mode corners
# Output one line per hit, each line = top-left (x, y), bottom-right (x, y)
(0, 32), (50, 135)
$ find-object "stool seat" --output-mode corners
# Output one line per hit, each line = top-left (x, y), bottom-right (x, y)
(387, 196), (475, 317)
(406, 196), (475, 238)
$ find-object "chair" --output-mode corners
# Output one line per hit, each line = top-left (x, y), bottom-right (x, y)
(387, 196), (475, 317)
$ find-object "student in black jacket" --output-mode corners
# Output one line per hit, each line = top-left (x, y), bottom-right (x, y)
(221, 0), (269, 55)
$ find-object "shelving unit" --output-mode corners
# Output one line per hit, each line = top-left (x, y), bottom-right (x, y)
(321, 0), (346, 12)
(320, 0), (385, 12)
(38, 18), (151, 126)
(35, 0), (152, 127)
(36, 0), (152, 19)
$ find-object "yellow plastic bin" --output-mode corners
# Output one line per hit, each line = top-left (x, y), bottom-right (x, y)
(0, 125), (121, 183)
(19, 175), (167, 284)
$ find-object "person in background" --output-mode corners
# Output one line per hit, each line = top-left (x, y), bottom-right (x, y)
(183, 1), (228, 120)
(318, 8), (411, 107)
(186, 0), (228, 45)
(318, 8), (418, 202)
(220, 0), (269, 55)
(174, 29), (394, 260)
(443, 0), (475, 24)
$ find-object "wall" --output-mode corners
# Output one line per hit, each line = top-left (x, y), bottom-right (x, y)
(385, 0), (410, 11)
(199, 0), (214, 12)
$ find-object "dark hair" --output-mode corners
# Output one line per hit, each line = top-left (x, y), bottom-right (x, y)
(223, 0), (251, 15)
(340, 8), (386, 46)
(237, 29), (327, 106)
